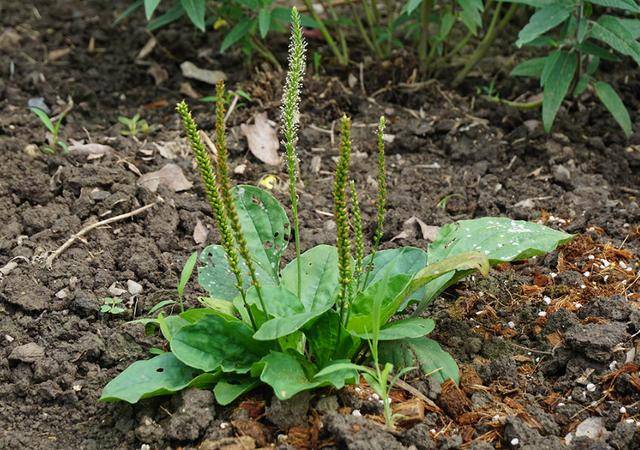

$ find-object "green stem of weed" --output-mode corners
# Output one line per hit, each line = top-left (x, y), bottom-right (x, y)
(453, 2), (518, 86)
(481, 95), (542, 110)
(418, 0), (433, 73)
(302, 0), (349, 65)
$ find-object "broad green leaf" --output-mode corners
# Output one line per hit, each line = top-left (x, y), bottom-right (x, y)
(281, 245), (338, 312)
(30, 108), (55, 133)
(256, 352), (357, 400)
(416, 217), (572, 314)
(233, 185), (290, 282)
(510, 57), (547, 78)
(306, 311), (360, 367)
(100, 353), (218, 403)
(516, 3), (572, 47)
(144, 0), (161, 19)
(254, 310), (327, 340)
(379, 337), (459, 384)
(589, 0), (640, 13)
(352, 318), (435, 341)
(457, 0), (484, 35)
(178, 251), (198, 299)
(542, 51), (578, 132)
(258, 8), (271, 38)
(198, 245), (270, 301)
(179, 307), (227, 323)
(221, 19), (253, 53)
(214, 376), (260, 405)
(181, 0), (206, 31)
(591, 15), (640, 65)
(157, 314), (189, 342)
(361, 247), (427, 290)
(402, 0), (423, 15)
(619, 18), (640, 39)
(347, 273), (414, 335)
(198, 296), (237, 317)
(594, 81), (632, 137)
(249, 285), (331, 340)
(578, 42), (619, 61)
(574, 74), (592, 97)
(147, 4), (184, 30)
(171, 315), (271, 373)
(436, 11), (456, 42)
(540, 50), (561, 87)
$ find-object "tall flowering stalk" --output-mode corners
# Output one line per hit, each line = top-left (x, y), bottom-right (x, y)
(361, 116), (387, 290)
(213, 82), (268, 316)
(350, 180), (364, 280)
(334, 116), (353, 326)
(280, 7), (306, 299)
(175, 101), (257, 329)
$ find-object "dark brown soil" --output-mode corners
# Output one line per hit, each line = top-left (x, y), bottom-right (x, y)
(1, 1), (639, 449)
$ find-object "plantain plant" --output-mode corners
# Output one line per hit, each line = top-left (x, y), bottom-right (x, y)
(101, 7), (572, 409)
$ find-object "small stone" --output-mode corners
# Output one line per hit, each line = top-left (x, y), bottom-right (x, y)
(510, 438), (519, 446)
(538, 311), (547, 317)
(543, 296), (551, 305)
(127, 280), (143, 295)
(352, 409), (362, 417)
(586, 383), (596, 392)
(552, 165), (571, 184)
(620, 406), (627, 414)
(508, 321), (515, 328)
(9, 343), (45, 363)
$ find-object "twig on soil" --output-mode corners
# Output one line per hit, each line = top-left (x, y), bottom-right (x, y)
(224, 93), (239, 123)
(45, 202), (157, 269)
(394, 378), (441, 412)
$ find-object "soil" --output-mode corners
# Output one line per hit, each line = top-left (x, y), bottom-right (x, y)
(1, 1), (640, 449)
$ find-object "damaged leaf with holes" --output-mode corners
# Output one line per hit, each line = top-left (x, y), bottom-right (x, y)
(101, 9), (572, 414)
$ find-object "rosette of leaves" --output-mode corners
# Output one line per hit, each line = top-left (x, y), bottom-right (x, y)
(101, 192), (571, 404)
(507, 0), (639, 136)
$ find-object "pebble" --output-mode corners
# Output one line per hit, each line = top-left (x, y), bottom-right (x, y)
(352, 409), (362, 417)
(538, 311), (547, 317)
(620, 406), (627, 414)
(510, 438), (519, 446)
(586, 383), (596, 392)
(543, 296), (551, 305)
(127, 280), (143, 295)
(508, 321), (515, 329)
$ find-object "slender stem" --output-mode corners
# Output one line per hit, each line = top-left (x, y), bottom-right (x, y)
(349, 2), (379, 55)
(322, 0), (349, 60)
(250, 36), (282, 70)
(302, 0), (348, 65)
(418, 0), (433, 73)
(453, 2), (518, 86)
(481, 95), (543, 110)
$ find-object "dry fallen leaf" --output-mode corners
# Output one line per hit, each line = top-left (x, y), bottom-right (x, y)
(180, 61), (226, 85)
(136, 36), (157, 60)
(153, 142), (178, 159)
(48, 48), (71, 62)
(68, 141), (114, 158)
(179, 82), (201, 99)
(147, 63), (168, 86)
(138, 163), (193, 192)
(193, 219), (209, 244)
(241, 112), (281, 166)
(392, 216), (440, 242)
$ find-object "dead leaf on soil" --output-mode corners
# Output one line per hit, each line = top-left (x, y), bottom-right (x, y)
(152, 141), (183, 160)
(147, 63), (168, 86)
(193, 219), (208, 244)
(48, 48), (71, 62)
(241, 112), (281, 166)
(68, 140), (114, 158)
(179, 82), (201, 99)
(138, 163), (192, 192)
(180, 61), (226, 85)
(0, 28), (21, 50)
(391, 216), (439, 242)
(136, 36), (157, 60)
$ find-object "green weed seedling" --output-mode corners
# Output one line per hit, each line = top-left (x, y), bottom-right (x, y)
(30, 107), (68, 154)
(508, 0), (638, 137)
(101, 8), (572, 412)
(101, 297), (126, 315)
(118, 113), (151, 137)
